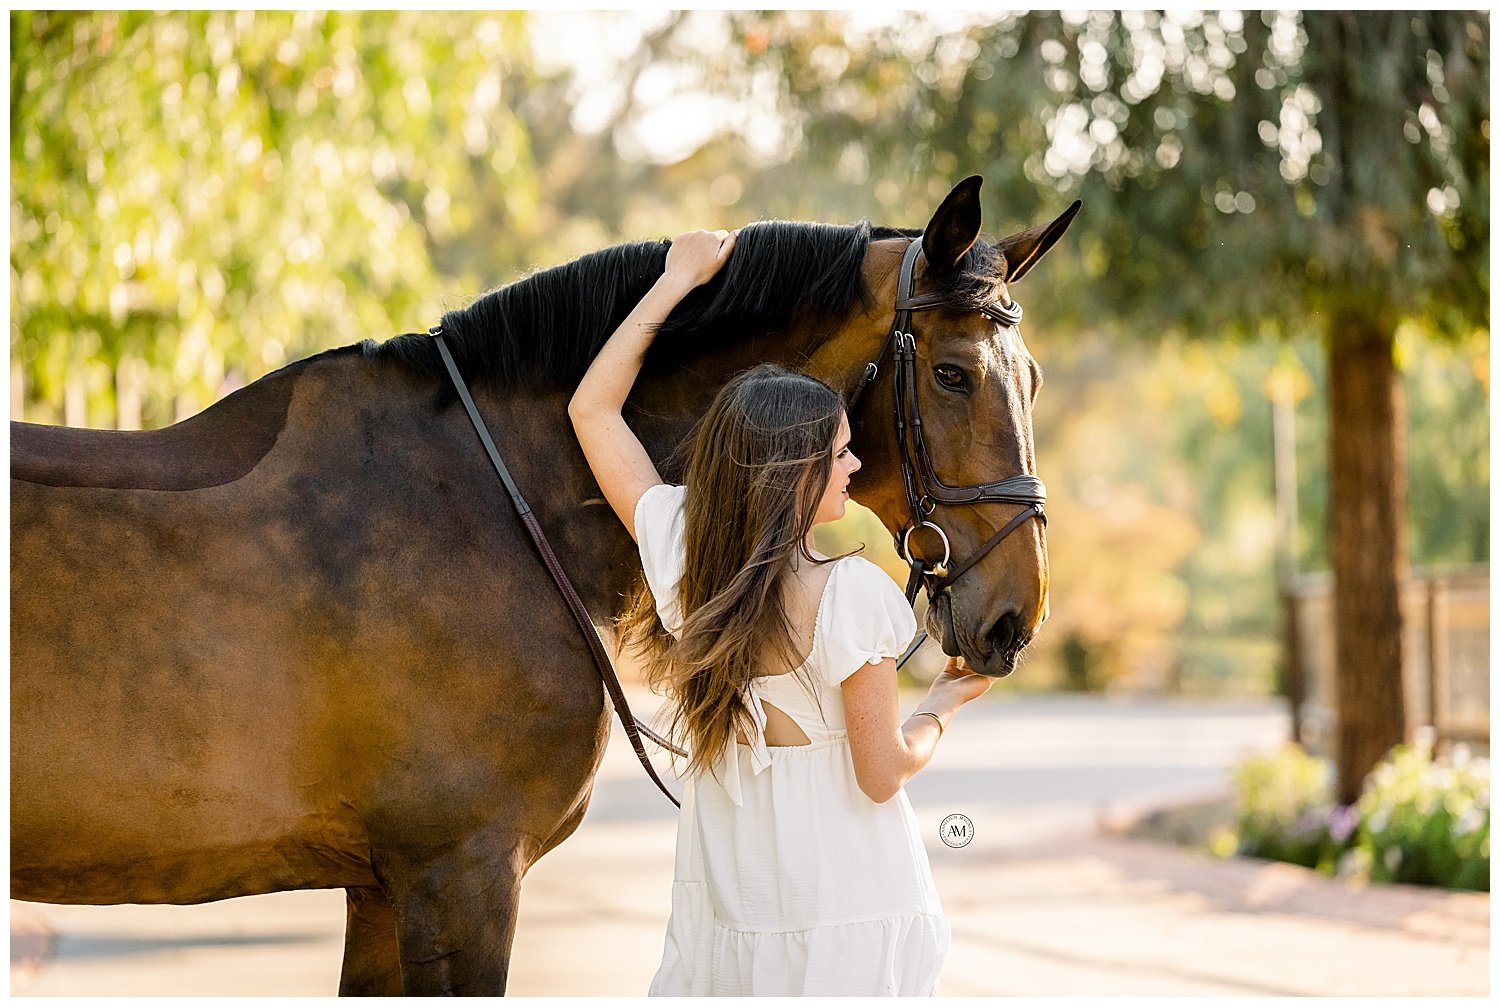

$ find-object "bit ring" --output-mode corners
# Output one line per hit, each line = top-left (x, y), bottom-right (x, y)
(901, 520), (951, 578)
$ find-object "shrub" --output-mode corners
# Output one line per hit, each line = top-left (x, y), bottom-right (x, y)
(1354, 741), (1490, 891)
(1222, 743), (1355, 872)
(1216, 738), (1489, 892)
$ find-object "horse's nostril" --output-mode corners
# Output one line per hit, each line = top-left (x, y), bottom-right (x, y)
(986, 610), (1024, 657)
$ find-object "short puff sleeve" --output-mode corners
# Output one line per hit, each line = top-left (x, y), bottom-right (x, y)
(633, 483), (688, 636)
(816, 556), (919, 687)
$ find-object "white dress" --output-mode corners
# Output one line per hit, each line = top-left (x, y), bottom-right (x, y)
(634, 483), (950, 997)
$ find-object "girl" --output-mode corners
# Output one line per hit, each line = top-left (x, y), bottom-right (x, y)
(568, 227), (994, 996)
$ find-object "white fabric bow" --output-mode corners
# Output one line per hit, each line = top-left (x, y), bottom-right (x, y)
(717, 681), (773, 807)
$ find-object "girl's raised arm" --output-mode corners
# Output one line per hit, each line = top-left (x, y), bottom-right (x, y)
(568, 228), (738, 540)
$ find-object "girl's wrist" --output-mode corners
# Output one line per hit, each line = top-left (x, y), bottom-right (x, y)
(909, 710), (946, 737)
(653, 271), (698, 302)
(922, 681), (966, 716)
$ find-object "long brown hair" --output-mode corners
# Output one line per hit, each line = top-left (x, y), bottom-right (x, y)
(615, 363), (863, 784)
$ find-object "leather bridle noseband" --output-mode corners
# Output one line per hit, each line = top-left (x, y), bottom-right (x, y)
(427, 235), (1046, 807)
(847, 237), (1047, 619)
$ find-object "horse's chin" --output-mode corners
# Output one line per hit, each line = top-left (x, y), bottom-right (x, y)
(969, 648), (1020, 679)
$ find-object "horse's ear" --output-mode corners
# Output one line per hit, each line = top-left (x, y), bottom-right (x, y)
(921, 175), (985, 275)
(995, 200), (1082, 283)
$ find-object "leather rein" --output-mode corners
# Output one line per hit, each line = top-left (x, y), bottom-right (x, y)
(427, 236), (1045, 808)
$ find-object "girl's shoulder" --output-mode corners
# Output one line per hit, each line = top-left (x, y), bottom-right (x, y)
(634, 484), (688, 633)
(634, 483), (687, 550)
(814, 554), (918, 687)
(824, 554), (906, 602)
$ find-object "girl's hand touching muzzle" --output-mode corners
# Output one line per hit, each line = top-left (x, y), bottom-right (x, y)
(933, 655), (995, 705)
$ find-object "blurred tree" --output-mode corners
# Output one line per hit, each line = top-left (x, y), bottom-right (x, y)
(1032, 335), (1206, 693)
(714, 9), (1489, 804)
(10, 10), (538, 427)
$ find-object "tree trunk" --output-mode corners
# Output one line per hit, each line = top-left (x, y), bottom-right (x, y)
(1326, 311), (1408, 804)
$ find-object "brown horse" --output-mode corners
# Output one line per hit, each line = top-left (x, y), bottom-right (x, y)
(10, 177), (1076, 994)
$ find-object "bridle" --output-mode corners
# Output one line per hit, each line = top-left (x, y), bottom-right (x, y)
(847, 237), (1047, 618)
(426, 235), (1046, 808)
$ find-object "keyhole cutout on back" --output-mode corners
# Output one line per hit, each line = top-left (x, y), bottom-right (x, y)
(737, 698), (811, 747)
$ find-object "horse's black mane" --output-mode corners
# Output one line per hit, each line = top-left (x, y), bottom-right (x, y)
(361, 220), (1006, 393)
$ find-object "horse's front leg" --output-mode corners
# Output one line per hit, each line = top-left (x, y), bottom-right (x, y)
(378, 829), (531, 996)
(339, 885), (404, 995)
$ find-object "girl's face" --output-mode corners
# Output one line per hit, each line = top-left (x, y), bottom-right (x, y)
(811, 412), (860, 526)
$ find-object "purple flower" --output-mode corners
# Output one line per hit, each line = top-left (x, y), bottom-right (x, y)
(1328, 803), (1360, 844)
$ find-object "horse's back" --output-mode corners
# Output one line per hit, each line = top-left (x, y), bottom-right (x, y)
(10, 360), (305, 492)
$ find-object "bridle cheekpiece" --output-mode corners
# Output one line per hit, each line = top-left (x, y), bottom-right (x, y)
(846, 237), (1048, 610)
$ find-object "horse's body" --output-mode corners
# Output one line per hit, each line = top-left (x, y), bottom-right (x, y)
(12, 349), (653, 991)
(11, 179), (1075, 994)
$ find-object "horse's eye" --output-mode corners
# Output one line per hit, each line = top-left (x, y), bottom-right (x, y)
(934, 365), (967, 392)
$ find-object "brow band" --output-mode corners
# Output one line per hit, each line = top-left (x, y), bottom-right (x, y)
(893, 293), (1024, 328)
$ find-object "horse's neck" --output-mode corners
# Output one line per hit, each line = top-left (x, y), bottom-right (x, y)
(631, 324), (824, 442)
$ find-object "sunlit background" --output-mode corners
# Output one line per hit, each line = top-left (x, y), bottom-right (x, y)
(10, 9), (1489, 718)
(8, 10), (1492, 996)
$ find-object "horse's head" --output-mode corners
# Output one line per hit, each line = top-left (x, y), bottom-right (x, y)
(821, 177), (1079, 677)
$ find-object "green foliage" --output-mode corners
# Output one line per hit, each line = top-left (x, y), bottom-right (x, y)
(1353, 741), (1491, 891)
(1222, 743), (1354, 872)
(10, 10), (537, 426)
(1399, 332), (1491, 566)
(1288, 327), (1490, 573)
(1216, 740), (1490, 892)
(712, 11), (1489, 337)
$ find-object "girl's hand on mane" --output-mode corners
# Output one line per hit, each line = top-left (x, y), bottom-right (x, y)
(664, 228), (739, 290)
